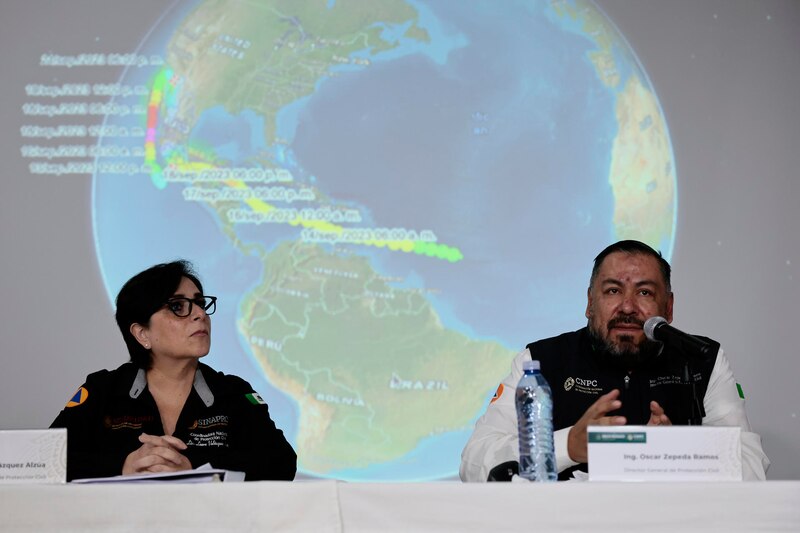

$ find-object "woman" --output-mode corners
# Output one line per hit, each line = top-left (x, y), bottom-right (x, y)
(50, 260), (297, 481)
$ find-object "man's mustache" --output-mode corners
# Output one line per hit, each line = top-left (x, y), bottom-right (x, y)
(607, 315), (644, 329)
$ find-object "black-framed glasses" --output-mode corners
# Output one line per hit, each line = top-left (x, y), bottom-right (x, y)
(164, 296), (217, 317)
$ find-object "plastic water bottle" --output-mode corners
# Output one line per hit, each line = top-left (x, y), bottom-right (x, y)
(516, 359), (557, 481)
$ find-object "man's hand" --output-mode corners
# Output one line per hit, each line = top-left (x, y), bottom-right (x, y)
(567, 389), (627, 463)
(122, 433), (192, 475)
(647, 401), (672, 426)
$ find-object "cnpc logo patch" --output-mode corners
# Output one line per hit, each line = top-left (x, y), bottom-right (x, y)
(564, 376), (602, 395)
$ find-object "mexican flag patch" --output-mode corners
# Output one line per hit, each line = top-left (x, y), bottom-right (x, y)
(245, 392), (266, 405)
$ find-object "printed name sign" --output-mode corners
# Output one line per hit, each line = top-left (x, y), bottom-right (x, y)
(0, 429), (67, 484)
(587, 425), (741, 481)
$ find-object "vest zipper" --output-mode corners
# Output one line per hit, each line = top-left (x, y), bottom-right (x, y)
(623, 374), (630, 390)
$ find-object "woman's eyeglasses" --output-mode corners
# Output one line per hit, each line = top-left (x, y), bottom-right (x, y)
(164, 296), (217, 317)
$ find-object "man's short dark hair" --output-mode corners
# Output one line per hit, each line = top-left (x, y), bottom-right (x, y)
(115, 260), (204, 368)
(589, 240), (671, 291)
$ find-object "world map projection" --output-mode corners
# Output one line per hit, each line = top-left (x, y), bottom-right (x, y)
(92, 0), (676, 480)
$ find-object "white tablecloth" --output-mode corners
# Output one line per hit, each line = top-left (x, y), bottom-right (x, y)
(2, 480), (798, 532)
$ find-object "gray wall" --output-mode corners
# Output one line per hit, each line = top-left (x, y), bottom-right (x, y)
(1, 0), (798, 479)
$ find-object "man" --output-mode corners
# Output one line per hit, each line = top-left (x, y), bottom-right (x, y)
(460, 240), (769, 481)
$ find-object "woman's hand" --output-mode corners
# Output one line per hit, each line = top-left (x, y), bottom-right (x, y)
(122, 433), (192, 475)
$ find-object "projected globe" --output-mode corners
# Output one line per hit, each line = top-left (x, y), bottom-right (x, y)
(93, 0), (676, 480)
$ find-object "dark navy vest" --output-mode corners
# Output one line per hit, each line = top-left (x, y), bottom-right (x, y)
(527, 327), (718, 479)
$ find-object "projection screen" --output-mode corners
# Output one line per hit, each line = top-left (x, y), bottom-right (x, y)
(1, 0), (798, 480)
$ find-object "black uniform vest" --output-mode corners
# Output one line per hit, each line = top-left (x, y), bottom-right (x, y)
(527, 327), (718, 480)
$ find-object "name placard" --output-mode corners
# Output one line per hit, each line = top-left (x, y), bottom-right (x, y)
(0, 429), (67, 484)
(587, 425), (741, 482)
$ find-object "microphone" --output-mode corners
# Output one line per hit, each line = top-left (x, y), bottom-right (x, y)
(643, 316), (714, 359)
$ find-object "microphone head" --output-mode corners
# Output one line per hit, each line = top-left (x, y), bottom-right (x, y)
(643, 316), (667, 341)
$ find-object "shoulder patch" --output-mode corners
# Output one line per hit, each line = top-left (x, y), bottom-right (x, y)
(489, 383), (504, 404)
(66, 386), (89, 407)
(245, 392), (265, 405)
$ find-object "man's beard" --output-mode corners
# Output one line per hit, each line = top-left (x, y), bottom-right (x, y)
(588, 315), (663, 369)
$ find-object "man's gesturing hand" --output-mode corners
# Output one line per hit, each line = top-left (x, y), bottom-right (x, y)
(647, 401), (672, 426)
(567, 389), (627, 463)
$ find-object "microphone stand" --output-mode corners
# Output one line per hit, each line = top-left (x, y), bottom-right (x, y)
(683, 359), (705, 425)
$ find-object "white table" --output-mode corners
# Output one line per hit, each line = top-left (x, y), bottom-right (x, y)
(2, 480), (798, 532)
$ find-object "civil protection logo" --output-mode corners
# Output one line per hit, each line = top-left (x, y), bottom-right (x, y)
(66, 386), (88, 407)
(489, 383), (504, 404)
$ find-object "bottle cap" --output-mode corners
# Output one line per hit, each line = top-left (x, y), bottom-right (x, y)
(522, 360), (540, 371)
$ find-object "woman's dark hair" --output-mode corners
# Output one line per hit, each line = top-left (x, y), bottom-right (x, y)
(115, 260), (203, 368)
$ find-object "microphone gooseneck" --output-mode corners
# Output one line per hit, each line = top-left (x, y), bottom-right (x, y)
(643, 316), (713, 359)
(643, 316), (710, 425)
